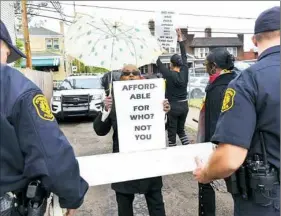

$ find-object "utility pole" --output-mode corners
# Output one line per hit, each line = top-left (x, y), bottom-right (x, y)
(21, 0), (32, 68)
(73, 1), (76, 17)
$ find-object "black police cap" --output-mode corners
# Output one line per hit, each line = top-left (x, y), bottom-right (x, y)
(254, 6), (280, 34)
(0, 20), (26, 63)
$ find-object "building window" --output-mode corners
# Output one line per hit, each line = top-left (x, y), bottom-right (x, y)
(53, 39), (60, 50)
(139, 65), (148, 74)
(164, 63), (170, 70)
(226, 47), (238, 57)
(46, 38), (60, 50)
(194, 47), (209, 58)
(46, 39), (53, 49)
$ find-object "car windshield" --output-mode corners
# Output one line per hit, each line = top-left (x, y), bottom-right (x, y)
(60, 78), (103, 90)
(234, 62), (250, 71)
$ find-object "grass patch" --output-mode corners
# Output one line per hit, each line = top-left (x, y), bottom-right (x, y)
(188, 98), (203, 109)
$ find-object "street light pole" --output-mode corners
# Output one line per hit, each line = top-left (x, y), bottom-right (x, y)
(21, 0), (32, 68)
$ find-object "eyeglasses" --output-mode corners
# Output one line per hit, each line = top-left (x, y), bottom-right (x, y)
(121, 71), (140, 76)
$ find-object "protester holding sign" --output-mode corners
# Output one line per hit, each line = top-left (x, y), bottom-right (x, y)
(156, 28), (190, 147)
(93, 64), (170, 216)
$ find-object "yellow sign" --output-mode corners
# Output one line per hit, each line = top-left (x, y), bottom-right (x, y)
(33, 94), (55, 121)
(221, 88), (236, 112)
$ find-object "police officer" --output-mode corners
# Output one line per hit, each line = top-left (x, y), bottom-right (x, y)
(0, 20), (88, 216)
(156, 28), (190, 147)
(193, 6), (280, 216)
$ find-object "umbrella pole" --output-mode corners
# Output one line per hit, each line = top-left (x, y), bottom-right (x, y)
(108, 23), (117, 98)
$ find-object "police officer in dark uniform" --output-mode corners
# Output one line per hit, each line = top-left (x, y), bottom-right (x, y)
(193, 6), (280, 216)
(0, 20), (88, 216)
(156, 28), (190, 147)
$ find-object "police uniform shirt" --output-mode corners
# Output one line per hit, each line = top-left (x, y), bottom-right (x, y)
(0, 64), (88, 208)
(211, 45), (280, 170)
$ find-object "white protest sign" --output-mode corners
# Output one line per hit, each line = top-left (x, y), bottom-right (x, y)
(155, 11), (178, 52)
(113, 78), (166, 153)
(53, 142), (215, 214)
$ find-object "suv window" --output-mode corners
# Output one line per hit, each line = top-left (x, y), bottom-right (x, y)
(74, 78), (102, 89)
(59, 78), (103, 90)
(200, 78), (209, 85)
(189, 78), (198, 83)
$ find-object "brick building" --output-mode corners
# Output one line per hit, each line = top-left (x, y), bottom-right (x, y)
(140, 20), (245, 75)
(148, 20), (244, 59)
(243, 48), (258, 60)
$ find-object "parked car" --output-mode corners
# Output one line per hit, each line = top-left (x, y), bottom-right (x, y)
(51, 75), (104, 119)
(243, 59), (257, 66)
(187, 76), (209, 99)
(233, 61), (251, 74)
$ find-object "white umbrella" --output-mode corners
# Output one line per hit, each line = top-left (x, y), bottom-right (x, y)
(65, 14), (163, 70)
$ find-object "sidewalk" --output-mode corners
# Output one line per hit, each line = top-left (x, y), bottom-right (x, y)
(186, 107), (200, 130)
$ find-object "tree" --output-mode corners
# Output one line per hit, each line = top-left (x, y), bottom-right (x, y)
(72, 59), (109, 73)
(14, 0), (49, 30)
(14, 38), (24, 68)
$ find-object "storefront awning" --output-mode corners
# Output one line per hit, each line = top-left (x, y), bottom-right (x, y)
(21, 57), (60, 67)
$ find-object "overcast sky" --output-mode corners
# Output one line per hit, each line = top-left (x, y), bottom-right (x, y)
(30, 1), (280, 51)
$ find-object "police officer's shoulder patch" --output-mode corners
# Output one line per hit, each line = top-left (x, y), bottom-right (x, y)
(221, 88), (236, 112)
(32, 94), (55, 121)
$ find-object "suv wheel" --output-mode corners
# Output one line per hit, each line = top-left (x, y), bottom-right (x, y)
(191, 89), (203, 98)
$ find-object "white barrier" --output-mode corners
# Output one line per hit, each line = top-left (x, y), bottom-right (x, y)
(51, 142), (215, 215)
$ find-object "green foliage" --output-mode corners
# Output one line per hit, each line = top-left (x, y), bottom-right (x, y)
(72, 58), (109, 74)
(14, 39), (24, 67)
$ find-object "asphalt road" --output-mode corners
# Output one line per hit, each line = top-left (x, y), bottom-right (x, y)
(59, 117), (233, 216)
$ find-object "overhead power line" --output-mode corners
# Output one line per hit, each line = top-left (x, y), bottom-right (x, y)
(188, 30), (252, 34)
(26, 6), (74, 18)
(25, 3), (254, 31)
(14, 12), (73, 23)
(27, 6), (58, 14)
(21, 8), (254, 32)
(50, 1), (65, 20)
(26, 3), (58, 10)
(58, 2), (256, 20)
(14, 14), (253, 34)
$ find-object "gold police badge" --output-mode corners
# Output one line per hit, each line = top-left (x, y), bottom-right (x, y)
(33, 94), (55, 121)
(221, 88), (236, 112)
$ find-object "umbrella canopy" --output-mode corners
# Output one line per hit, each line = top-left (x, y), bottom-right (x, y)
(65, 14), (163, 70)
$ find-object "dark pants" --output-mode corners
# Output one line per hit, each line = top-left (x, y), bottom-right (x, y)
(167, 100), (189, 146)
(232, 185), (280, 216)
(115, 190), (166, 216)
(198, 183), (216, 216)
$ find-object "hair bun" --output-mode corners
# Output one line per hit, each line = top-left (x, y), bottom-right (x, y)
(226, 54), (235, 70)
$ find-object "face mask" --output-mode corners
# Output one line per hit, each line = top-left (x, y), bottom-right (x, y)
(209, 71), (220, 83)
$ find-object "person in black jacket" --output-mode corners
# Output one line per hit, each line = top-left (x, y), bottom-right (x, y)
(197, 48), (237, 216)
(156, 28), (189, 147)
(94, 65), (170, 216)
